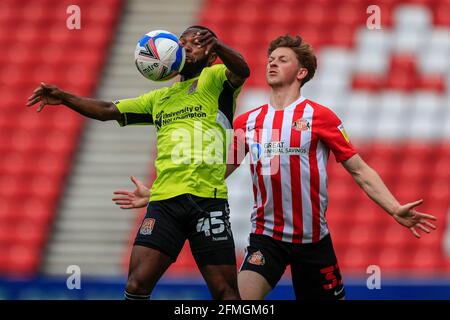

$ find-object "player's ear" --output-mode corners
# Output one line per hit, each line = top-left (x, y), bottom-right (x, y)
(208, 52), (218, 65)
(297, 68), (308, 82)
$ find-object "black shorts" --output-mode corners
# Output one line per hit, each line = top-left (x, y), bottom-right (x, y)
(240, 233), (345, 300)
(134, 194), (236, 267)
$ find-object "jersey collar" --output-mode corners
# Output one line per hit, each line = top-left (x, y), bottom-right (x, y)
(268, 94), (305, 112)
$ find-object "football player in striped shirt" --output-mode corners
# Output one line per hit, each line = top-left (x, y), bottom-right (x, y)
(113, 35), (437, 300)
(227, 35), (437, 300)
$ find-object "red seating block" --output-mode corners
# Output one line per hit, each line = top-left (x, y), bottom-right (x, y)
(0, 0), (122, 277)
(427, 178), (450, 203)
(418, 75), (446, 93)
(390, 54), (417, 74)
(382, 224), (410, 249)
(376, 248), (409, 273)
(385, 72), (417, 91)
(340, 248), (373, 271)
(328, 25), (356, 48)
(6, 245), (40, 275)
(434, 4), (450, 26)
(298, 5), (330, 27)
(352, 74), (383, 91)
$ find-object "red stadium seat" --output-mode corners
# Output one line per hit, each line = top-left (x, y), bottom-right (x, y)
(433, 157), (450, 179)
(300, 5), (330, 28)
(351, 203), (386, 228)
(352, 74), (383, 91)
(327, 25), (356, 48)
(390, 54), (417, 75)
(385, 72), (417, 91)
(376, 248), (409, 274)
(335, 2), (366, 28)
(382, 224), (410, 249)
(340, 247), (373, 271)
(433, 4), (450, 26)
(427, 178), (450, 203)
(6, 245), (40, 275)
(348, 225), (380, 250)
(410, 248), (442, 272)
(398, 158), (428, 181)
(393, 181), (424, 203)
(418, 75), (446, 93)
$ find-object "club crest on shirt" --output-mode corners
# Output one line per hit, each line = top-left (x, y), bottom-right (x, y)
(140, 218), (156, 235)
(247, 250), (265, 266)
(292, 118), (311, 131)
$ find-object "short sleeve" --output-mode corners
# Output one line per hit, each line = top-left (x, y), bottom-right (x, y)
(203, 64), (243, 129)
(112, 91), (156, 126)
(318, 109), (357, 163)
(208, 64), (228, 90)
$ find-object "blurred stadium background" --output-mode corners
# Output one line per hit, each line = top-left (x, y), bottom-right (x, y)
(0, 0), (449, 299)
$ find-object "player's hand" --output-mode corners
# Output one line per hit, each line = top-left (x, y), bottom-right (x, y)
(26, 82), (64, 112)
(193, 30), (218, 55)
(392, 199), (437, 238)
(112, 176), (150, 209)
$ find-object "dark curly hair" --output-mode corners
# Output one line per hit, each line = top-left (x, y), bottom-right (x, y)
(186, 25), (218, 38)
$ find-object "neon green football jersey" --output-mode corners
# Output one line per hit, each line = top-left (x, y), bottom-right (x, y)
(113, 64), (242, 201)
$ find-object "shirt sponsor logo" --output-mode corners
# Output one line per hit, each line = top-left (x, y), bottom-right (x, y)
(264, 141), (308, 158)
(153, 105), (206, 129)
(250, 143), (262, 161)
(247, 250), (265, 266)
(292, 118), (311, 131)
(140, 218), (155, 235)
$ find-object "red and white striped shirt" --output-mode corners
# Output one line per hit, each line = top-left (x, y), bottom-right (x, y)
(231, 96), (357, 244)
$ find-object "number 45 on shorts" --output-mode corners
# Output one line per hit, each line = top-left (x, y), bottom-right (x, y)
(196, 211), (230, 237)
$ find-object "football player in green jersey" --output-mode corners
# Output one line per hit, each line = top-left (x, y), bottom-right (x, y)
(27, 26), (250, 300)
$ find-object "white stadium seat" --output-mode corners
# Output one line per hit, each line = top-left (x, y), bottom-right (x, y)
(355, 28), (392, 53)
(391, 28), (428, 54)
(394, 5), (432, 32)
(419, 50), (450, 75)
(426, 28), (450, 54)
(353, 49), (390, 74)
(318, 48), (355, 74)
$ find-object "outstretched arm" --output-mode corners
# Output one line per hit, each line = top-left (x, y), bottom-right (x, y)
(27, 82), (122, 121)
(342, 154), (437, 238)
(113, 165), (239, 210)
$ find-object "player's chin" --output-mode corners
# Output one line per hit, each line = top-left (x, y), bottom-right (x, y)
(266, 76), (282, 86)
(180, 57), (208, 75)
(180, 61), (194, 73)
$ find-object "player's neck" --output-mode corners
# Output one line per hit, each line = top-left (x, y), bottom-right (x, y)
(180, 72), (201, 81)
(269, 85), (302, 110)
